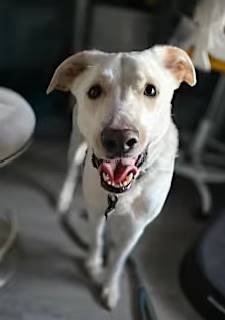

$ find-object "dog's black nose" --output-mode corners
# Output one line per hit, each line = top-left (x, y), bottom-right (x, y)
(101, 128), (139, 155)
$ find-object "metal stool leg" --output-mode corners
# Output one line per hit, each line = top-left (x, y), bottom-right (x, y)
(193, 177), (212, 216)
(176, 74), (225, 216)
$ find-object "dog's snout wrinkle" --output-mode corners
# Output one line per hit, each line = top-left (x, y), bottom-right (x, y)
(101, 128), (139, 156)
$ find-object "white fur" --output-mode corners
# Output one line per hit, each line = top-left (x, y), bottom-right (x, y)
(54, 46), (196, 309)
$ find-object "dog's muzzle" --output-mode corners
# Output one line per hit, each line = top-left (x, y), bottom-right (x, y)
(92, 148), (148, 194)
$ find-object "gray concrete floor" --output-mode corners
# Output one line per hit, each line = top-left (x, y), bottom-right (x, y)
(0, 139), (206, 319)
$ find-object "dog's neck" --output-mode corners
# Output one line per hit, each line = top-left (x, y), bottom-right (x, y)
(139, 120), (173, 174)
(86, 122), (173, 219)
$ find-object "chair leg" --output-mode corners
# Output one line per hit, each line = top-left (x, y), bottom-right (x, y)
(193, 177), (212, 216)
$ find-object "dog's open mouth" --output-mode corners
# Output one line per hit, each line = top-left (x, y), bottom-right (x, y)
(92, 149), (147, 194)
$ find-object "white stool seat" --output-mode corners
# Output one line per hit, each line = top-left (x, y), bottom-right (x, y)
(0, 87), (35, 166)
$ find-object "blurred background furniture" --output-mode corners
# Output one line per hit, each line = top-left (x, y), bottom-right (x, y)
(181, 209), (225, 320)
(0, 87), (35, 287)
(171, 0), (225, 216)
(0, 0), (198, 138)
(176, 74), (225, 216)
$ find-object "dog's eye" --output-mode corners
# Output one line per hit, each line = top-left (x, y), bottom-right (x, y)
(144, 84), (157, 97)
(87, 84), (102, 99)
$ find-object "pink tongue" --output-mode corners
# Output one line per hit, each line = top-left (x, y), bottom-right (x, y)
(100, 159), (138, 184)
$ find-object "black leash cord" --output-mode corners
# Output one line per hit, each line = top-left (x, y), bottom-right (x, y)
(104, 194), (118, 219)
(127, 257), (158, 320)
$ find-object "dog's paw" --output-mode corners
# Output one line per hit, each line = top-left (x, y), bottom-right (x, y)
(85, 257), (103, 281)
(101, 283), (119, 310)
(57, 190), (71, 212)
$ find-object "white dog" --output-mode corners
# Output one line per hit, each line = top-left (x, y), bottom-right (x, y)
(47, 45), (196, 309)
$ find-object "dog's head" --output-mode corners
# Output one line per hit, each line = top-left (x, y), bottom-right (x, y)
(47, 46), (196, 194)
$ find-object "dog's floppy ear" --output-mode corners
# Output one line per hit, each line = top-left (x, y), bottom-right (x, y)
(152, 45), (196, 87)
(47, 51), (100, 94)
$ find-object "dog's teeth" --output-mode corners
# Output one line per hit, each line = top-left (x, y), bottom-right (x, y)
(126, 173), (133, 184)
(111, 182), (115, 186)
(103, 172), (111, 183)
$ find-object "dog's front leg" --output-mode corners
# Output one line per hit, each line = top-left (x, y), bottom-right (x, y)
(101, 217), (144, 310)
(82, 151), (108, 281)
(85, 213), (106, 281)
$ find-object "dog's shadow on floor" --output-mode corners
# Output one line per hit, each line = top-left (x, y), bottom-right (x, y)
(60, 243), (142, 318)
(62, 250), (143, 318)
(17, 239), (106, 309)
(68, 255), (106, 309)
